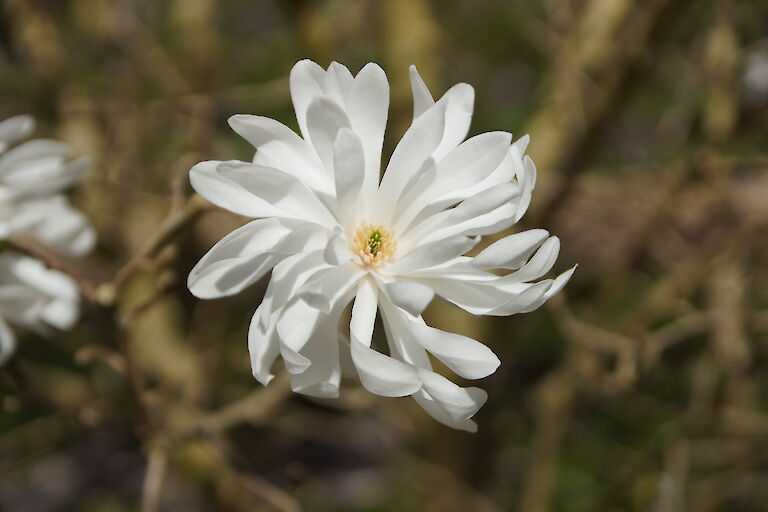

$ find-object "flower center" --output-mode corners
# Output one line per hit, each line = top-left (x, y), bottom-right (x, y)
(352, 222), (397, 267)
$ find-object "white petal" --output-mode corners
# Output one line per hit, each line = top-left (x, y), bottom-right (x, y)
(299, 262), (365, 313)
(432, 83), (475, 161)
(332, 127), (365, 226)
(39, 297), (79, 330)
(394, 131), (512, 232)
(498, 237), (560, 283)
(409, 65), (434, 119)
(397, 312), (500, 380)
(214, 161), (337, 226)
(386, 235), (479, 276)
(0, 115), (34, 150)
(187, 219), (323, 299)
(227, 114), (330, 194)
(412, 391), (479, 432)
(0, 317), (16, 366)
(347, 63), (389, 202)
(515, 155), (537, 222)
(545, 265), (577, 299)
(305, 96), (351, 172)
(288, 306), (343, 398)
(276, 298), (322, 373)
(350, 278), (421, 397)
(323, 61), (354, 105)
(289, 59), (327, 140)
(378, 100), (448, 219)
(417, 369), (488, 422)
(323, 226), (352, 265)
(248, 303), (280, 386)
(404, 183), (518, 249)
(383, 280), (434, 316)
(472, 229), (550, 270)
(13, 196), (96, 256)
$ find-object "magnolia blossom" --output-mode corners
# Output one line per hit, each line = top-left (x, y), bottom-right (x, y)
(0, 115), (95, 255)
(188, 60), (574, 431)
(0, 115), (94, 364)
(0, 251), (80, 365)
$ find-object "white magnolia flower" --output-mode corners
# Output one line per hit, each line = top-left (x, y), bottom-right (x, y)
(0, 115), (95, 256)
(0, 115), (95, 365)
(0, 250), (80, 365)
(188, 60), (575, 431)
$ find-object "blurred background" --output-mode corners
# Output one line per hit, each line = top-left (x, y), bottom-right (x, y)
(2, 0), (768, 510)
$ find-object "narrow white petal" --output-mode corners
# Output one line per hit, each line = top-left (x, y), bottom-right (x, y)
(378, 100), (448, 219)
(0, 317), (16, 367)
(350, 279), (421, 397)
(323, 61), (354, 105)
(276, 299), (322, 373)
(383, 280), (434, 316)
(472, 229), (550, 270)
(386, 235), (479, 276)
(409, 65), (435, 119)
(394, 131), (511, 232)
(289, 306), (343, 398)
(397, 312), (500, 380)
(417, 369), (488, 422)
(248, 304), (280, 386)
(432, 83), (475, 161)
(305, 96), (351, 172)
(289, 59), (326, 140)
(323, 226), (352, 265)
(545, 265), (577, 299)
(215, 161), (338, 226)
(332, 127), (365, 225)
(227, 114), (330, 194)
(412, 391), (478, 432)
(187, 219), (323, 299)
(498, 237), (560, 283)
(347, 63), (389, 202)
(298, 262), (365, 313)
(0, 115), (34, 150)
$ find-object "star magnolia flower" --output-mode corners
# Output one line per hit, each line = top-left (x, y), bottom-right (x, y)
(188, 60), (575, 431)
(0, 115), (95, 255)
(0, 250), (80, 365)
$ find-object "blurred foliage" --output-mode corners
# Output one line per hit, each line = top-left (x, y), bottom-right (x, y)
(2, 0), (768, 510)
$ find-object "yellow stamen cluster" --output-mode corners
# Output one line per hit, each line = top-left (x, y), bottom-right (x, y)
(353, 222), (397, 267)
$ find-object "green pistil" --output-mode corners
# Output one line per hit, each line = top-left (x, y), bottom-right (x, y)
(367, 230), (383, 254)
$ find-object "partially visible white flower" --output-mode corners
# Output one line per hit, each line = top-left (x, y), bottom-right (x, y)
(0, 115), (95, 255)
(0, 115), (95, 365)
(0, 251), (80, 365)
(188, 60), (575, 431)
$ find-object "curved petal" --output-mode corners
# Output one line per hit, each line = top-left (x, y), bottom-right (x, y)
(386, 235), (479, 276)
(409, 65), (435, 119)
(394, 131), (512, 232)
(248, 303), (280, 386)
(378, 100), (448, 220)
(217, 161), (337, 226)
(347, 63), (389, 202)
(382, 280), (434, 316)
(289, 59), (327, 139)
(187, 218), (325, 299)
(350, 278), (421, 397)
(0, 317), (16, 366)
(395, 310), (500, 380)
(417, 369), (488, 422)
(432, 83), (475, 161)
(471, 229), (550, 270)
(412, 390), (478, 432)
(12, 196), (96, 256)
(0, 115), (34, 151)
(496, 237), (560, 284)
(305, 96), (351, 172)
(227, 114), (330, 194)
(332, 128), (365, 227)
(323, 226), (352, 265)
